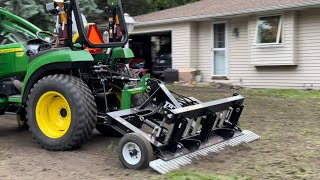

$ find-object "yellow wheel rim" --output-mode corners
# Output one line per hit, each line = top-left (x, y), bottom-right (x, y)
(36, 91), (72, 139)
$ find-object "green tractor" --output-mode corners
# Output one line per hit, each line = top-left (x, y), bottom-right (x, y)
(0, 0), (259, 173)
(0, 0), (135, 144)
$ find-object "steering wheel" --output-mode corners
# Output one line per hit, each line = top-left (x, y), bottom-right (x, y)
(36, 31), (56, 44)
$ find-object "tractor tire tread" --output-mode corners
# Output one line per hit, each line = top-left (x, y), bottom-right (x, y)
(26, 74), (96, 151)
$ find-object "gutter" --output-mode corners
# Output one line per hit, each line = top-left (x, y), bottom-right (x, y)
(135, 1), (320, 27)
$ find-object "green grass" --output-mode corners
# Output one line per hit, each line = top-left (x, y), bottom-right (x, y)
(166, 171), (251, 180)
(241, 89), (320, 99)
(169, 83), (320, 100)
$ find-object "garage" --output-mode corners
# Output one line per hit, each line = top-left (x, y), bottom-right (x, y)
(129, 31), (172, 79)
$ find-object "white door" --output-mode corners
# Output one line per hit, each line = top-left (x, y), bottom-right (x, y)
(213, 23), (228, 76)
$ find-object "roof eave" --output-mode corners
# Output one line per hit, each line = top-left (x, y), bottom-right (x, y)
(135, 2), (320, 27)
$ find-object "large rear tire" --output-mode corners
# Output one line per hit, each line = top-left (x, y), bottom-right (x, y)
(26, 74), (97, 151)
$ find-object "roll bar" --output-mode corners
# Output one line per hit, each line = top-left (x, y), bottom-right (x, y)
(66, 0), (129, 49)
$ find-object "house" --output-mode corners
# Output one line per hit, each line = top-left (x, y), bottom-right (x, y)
(131, 0), (320, 89)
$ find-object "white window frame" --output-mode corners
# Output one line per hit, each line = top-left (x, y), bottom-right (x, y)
(254, 15), (283, 46)
(211, 21), (229, 77)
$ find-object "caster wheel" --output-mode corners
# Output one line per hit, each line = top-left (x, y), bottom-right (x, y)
(118, 133), (154, 170)
(17, 113), (29, 130)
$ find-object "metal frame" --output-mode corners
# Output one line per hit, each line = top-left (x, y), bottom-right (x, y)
(67, 0), (129, 49)
(105, 78), (246, 161)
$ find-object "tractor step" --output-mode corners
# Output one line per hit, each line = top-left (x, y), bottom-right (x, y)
(8, 95), (22, 104)
(149, 130), (260, 174)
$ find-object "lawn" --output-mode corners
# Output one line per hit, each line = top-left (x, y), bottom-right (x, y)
(162, 85), (320, 180)
(0, 85), (318, 180)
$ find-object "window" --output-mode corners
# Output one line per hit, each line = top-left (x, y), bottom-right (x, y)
(256, 15), (283, 44)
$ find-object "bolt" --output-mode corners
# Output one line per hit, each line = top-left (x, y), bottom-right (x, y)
(236, 108), (241, 113)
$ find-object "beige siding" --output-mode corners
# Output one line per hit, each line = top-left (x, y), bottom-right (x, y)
(227, 17), (250, 85)
(197, 21), (212, 82)
(224, 9), (320, 89)
(134, 8), (320, 89)
(249, 11), (297, 66)
(133, 23), (192, 69)
(190, 22), (198, 68)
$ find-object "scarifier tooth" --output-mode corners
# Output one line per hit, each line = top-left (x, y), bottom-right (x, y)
(231, 139), (242, 146)
(178, 157), (190, 165)
(175, 158), (186, 165)
(208, 146), (217, 153)
(172, 159), (182, 166)
(150, 130), (260, 174)
(169, 158), (182, 167)
(159, 164), (170, 174)
(189, 153), (197, 158)
(210, 146), (220, 153)
(152, 160), (167, 174)
(200, 150), (208, 156)
(179, 157), (185, 166)
(166, 160), (180, 169)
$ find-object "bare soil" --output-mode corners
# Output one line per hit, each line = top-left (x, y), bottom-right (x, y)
(0, 86), (319, 180)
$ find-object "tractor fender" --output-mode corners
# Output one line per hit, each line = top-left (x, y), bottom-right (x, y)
(21, 50), (94, 103)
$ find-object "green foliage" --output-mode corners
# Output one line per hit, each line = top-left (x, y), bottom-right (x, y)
(1, 0), (201, 31)
(78, 0), (103, 22)
(122, 0), (149, 16)
(4, 0), (44, 19)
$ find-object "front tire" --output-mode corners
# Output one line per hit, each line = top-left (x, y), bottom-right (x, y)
(26, 74), (97, 151)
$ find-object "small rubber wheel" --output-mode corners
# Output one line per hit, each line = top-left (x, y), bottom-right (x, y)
(119, 133), (154, 170)
(96, 124), (122, 137)
(0, 108), (5, 115)
(17, 112), (29, 130)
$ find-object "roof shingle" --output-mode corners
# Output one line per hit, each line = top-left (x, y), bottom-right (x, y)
(135, 0), (320, 25)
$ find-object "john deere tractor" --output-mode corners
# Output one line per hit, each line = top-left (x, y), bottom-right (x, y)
(0, 0), (259, 173)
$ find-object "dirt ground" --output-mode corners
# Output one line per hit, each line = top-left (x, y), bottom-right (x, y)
(0, 86), (319, 180)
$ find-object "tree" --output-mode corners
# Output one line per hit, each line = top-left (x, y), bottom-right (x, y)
(122, 0), (149, 16)
(78, 0), (103, 22)
(1, 0), (201, 31)
(4, 0), (44, 19)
